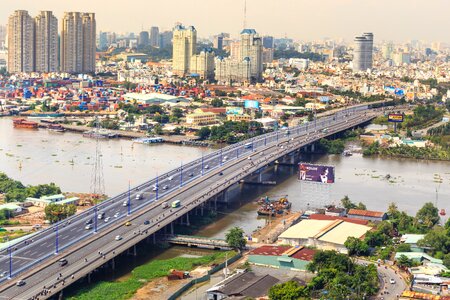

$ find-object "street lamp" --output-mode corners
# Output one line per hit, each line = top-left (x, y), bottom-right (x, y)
(55, 223), (59, 253)
(127, 181), (131, 215)
(180, 162), (183, 187)
(155, 173), (159, 200)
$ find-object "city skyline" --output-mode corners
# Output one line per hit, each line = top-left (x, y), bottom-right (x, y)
(1, 0), (450, 43)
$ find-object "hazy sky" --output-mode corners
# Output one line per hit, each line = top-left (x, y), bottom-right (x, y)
(1, 0), (449, 43)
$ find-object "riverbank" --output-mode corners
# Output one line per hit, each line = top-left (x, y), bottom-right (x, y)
(65, 250), (236, 300)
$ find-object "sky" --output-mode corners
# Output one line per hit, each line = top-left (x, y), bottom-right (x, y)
(1, 0), (450, 43)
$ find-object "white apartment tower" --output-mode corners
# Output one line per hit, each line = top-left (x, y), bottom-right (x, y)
(7, 10), (35, 73)
(34, 11), (58, 72)
(61, 12), (96, 73)
(239, 29), (263, 82)
(172, 25), (197, 77)
(353, 33), (374, 72)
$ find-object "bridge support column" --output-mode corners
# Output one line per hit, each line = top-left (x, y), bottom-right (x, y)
(153, 233), (156, 244)
(258, 172), (263, 183)
(186, 213), (190, 226)
(170, 222), (174, 235)
(201, 204), (204, 216)
(111, 257), (115, 270)
(310, 144), (315, 152)
(87, 272), (91, 284)
(58, 289), (63, 300)
(133, 245), (137, 256)
(214, 197), (217, 211)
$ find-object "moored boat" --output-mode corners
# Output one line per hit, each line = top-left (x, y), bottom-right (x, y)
(12, 118), (38, 129)
(48, 124), (65, 132)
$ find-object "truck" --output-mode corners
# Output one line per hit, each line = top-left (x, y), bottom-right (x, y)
(171, 200), (181, 208)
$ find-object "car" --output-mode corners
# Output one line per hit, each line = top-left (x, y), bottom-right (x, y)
(59, 258), (68, 267)
(114, 212), (120, 218)
(0, 271), (7, 277)
(390, 278), (396, 284)
(32, 224), (42, 230)
(163, 185), (168, 190)
(125, 221), (131, 226)
(85, 219), (93, 225)
(115, 235), (122, 241)
(85, 224), (93, 230)
(16, 279), (25, 287)
(168, 176), (173, 181)
(97, 212), (105, 220)
(144, 220), (150, 225)
(104, 217), (110, 222)
(122, 201), (128, 207)
(135, 194), (143, 200)
(247, 156), (252, 160)
(152, 187), (158, 191)
(188, 173), (194, 177)
(204, 165), (209, 169)
(219, 172), (223, 176)
(161, 202), (169, 209)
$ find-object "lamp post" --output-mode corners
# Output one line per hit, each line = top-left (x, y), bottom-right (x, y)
(155, 173), (159, 200)
(55, 223), (59, 254)
(180, 162), (183, 187)
(127, 181), (131, 215)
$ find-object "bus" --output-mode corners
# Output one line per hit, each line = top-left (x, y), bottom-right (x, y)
(171, 200), (181, 208)
(244, 142), (252, 149)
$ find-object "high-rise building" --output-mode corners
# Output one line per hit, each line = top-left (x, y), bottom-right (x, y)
(34, 11), (58, 73)
(190, 48), (215, 80)
(382, 42), (394, 60)
(7, 10), (35, 73)
(262, 36), (274, 49)
(172, 24), (197, 77)
(353, 32), (373, 72)
(98, 31), (108, 50)
(0, 25), (6, 49)
(150, 26), (159, 47)
(159, 31), (172, 48)
(239, 29), (263, 82)
(139, 31), (149, 47)
(60, 12), (96, 73)
(213, 35), (223, 50)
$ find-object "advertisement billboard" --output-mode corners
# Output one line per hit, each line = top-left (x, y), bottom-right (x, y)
(388, 113), (404, 123)
(299, 163), (335, 184)
(244, 100), (260, 109)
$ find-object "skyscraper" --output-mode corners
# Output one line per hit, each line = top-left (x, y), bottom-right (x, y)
(139, 31), (149, 46)
(213, 35), (223, 50)
(61, 12), (96, 74)
(34, 11), (58, 73)
(159, 31), (172, 48)
(240, 29), (263, 82)
(262, 36), (274, 49)
(150, 26), (159, 47)
(98, 31), (108, 50)
(172, 24), (197, 77)
(7, 10), (35, 73)
(0, 25), (6, 49)
(353, 32), (373, 72)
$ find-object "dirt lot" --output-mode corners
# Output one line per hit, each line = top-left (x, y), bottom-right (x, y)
(251, 211), (302, 244)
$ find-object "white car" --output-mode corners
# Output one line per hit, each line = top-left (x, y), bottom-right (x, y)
(122, 201), (128, 207)
(168, 176), (173, 181)
(104, 217), (110, 222)
(204, 165), (209, 169)
(389, 278), (396, 284)
(163, 185), (168, 190)
(114, 212), (120, 218)
(85, 224), (92, 230)
(115, 235), (122, 241)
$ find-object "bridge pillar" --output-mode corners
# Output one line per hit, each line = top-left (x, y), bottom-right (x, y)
(153, 233), (156, 244)
(133, 245), (137, 257)
(111, 257), (115, 270)
(170, 222), (174, 235)
(201, 204), (204, 216)
(87, 272), (91, 284)
(310, 144), (315, 152)
(58, 289), (63, 300)
(186, 213), (190, 226)
(214, 197), (217, 211)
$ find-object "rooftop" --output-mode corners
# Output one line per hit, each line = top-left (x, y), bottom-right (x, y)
(249, 245), (291, 256)
(309, 213), (369, 225)
(401, 234), (425, 244)
(347, 209), (386, 218)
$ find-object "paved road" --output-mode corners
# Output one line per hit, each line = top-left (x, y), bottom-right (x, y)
(0, 105), (383, 299)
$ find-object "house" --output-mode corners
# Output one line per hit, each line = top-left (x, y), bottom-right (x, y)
(185, 111), (217, 126)
(347, 209), (387, 222)
(400, 234), (426, 252)
(248, 245), (316, 271)
(206, 270), (279, 300)
(395, 252), (443, 264)
(26, 194), (80, 208)
(325, 206), (346, 217)
(0, 203), (28, 217)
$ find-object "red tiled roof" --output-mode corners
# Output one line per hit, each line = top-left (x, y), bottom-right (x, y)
(249, 245), (291, 256)
(347, 209), (385, 218)
(290, 247), (316, 261)
(309, 213), (369, 225)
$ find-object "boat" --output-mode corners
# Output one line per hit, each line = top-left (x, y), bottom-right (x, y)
(133, 137), (164, 144)
(27, 113), (64, 119)
(48, 124), (65, 132)
(83, 129), (118, 139)
(12, 118), (38, 129)
(257, 196), (291, 216)
(343, 150), (353, 156)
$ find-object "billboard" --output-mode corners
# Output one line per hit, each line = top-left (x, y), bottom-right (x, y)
(388, 113), (404, 123)
(244, 100), (260, 109)
(299, 163), (335, 184)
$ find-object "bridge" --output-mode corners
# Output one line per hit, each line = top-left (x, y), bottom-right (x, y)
(0, 103), (391, 299)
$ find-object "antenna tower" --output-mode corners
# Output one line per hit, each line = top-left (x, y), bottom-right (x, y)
(243, 0), (247, 29)
(90, 116), (105, 197)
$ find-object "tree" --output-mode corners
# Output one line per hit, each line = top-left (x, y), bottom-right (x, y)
(26, 183), (61, 198)
(344, 237), (370, 256)
(225, 227), (246, 251)
(396, 243), (412, 252)
(269, 280), (308, 300)
(415, 202), (440, 229)
(172, 108), (183, 119)
(152, 124), (163, 135)
(44, 204), (77, 223)
(196, 127), (211, 140)
(397, 254), (413, 268)
(211, 98), (224, 107)
(417, 226), (450, 254)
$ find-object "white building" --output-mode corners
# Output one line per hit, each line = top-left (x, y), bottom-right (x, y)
(7, 10), (35, 73)
(34, 11), (58, 73)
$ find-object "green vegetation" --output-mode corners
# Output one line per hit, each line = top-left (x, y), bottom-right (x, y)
(274, 50), (324, 62)
(0, 172), (61, 203)
(269, 280), (309, 300)
(67, 251), (235, 300)
(44, 203), (77, 223)
(225, 227), (247, 252)
(363, 141), (450, 160)
(210, 98), (224, 107)
(198, 121), (265, 144)
(344, 237), (370, 256)
(341, 195), (367, 210)
(306, 250), (379, 299)
(317, 138), (345, 154)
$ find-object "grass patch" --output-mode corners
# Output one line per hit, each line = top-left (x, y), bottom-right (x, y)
(66, 250), (236, 300)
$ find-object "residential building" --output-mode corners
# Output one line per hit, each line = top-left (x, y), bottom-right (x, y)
(0, 25), (6, 49)
(172, 24), (196, 77)
(26, 194), (80, 208)
(0, 203), (28, 217)
(262, 36), (274, 49)
(158, 30), (172, 48)
(138, 31), (149, 47)
(347, 209), (387, 222)
(214, 56), (251, 84)
(7, 10), (35, 73)
(353, 32), (373, 72)
(206, 270), (279, 300)
(395, 252), (443, 265)
(382, 42), (394, 60)
(34, 11), (58, 73)
(262, 48), (274, 64)
(248, 245), (316, 271)
(186, 111), (216, 125)
(400, 234), (426, 252)
(240, 29), (263, 82)
(278, 219), (372, 253)
(213, 35), (223, 50)
(60, 12), (96, 73)
(189, 48), (215, 80)
(227, 114), (251, 122)
(149, 26), (159, 47)
(98, 31), (108, 50)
